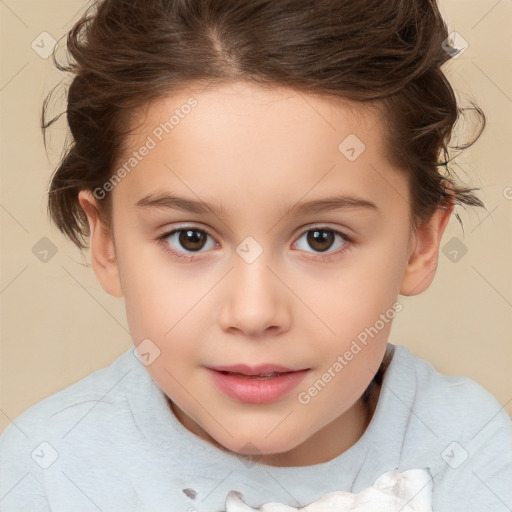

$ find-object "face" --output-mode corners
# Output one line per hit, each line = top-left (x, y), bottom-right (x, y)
(80, 81), (451, 467)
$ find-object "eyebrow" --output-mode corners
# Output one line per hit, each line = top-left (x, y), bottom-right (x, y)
(135, 192), (379, 218)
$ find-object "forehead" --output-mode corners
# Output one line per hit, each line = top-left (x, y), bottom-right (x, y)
(112, 81), (408, 220)
(125, 81), (382, 149)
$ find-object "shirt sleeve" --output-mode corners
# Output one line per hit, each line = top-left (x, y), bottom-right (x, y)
(432, 383), (512, 512)
(0, 422), (50, 512)
(460, 407), (512, 510)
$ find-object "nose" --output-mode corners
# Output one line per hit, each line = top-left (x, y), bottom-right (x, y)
(217, 252), (291, 338)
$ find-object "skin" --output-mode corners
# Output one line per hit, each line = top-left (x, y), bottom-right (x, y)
(78, 81), (453, 467)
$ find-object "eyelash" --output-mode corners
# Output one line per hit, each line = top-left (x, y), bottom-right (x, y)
(155, 225), (353, 263)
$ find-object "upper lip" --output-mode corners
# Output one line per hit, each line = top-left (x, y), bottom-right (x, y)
(207, 364), (308, 375)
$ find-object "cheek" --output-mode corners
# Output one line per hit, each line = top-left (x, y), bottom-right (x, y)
(312, 246), (406, 338)
(303, 238), (407, 388)
(118, 243), (215, 366)
(116, 241), (180, 340)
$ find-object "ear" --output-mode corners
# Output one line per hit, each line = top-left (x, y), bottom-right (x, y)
(400, 186), (454, 296)
(78, 190), (123, 298)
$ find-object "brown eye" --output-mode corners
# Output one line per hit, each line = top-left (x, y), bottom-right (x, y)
(294, 227), (350, 258)
(161, 228), (217, 256)
(306, 230), (336, 252)
(177, 229), (208, 251)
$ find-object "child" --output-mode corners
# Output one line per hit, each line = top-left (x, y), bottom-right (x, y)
(1, 0), (511, 510)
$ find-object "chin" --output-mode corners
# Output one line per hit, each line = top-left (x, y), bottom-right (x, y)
(215, 430), (304, 459)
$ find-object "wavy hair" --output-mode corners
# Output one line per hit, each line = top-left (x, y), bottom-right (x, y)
(43, 0), (485, 250)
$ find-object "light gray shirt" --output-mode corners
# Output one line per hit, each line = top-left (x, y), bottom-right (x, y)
(1, 343), (511, 511)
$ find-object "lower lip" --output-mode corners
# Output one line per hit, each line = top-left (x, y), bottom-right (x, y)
(206, 368), (309, 404)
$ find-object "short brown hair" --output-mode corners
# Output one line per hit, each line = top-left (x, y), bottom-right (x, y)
(43, 0), (485, 251)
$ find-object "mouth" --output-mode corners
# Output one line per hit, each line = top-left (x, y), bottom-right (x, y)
(205, 364), (310, 404)
(215, 370), (297, 380)
(207, 363), (309, 377)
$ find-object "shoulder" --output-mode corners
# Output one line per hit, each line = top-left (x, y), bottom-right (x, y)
(388, 343), (512, 445)
(379, 344), (512, 510)
(0, 347), (138, 456)
(0, 347), (149, 509)
(394, 344), (506, 404)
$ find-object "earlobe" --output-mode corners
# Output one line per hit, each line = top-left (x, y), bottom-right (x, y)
(400, 194), (454, 296)
(78, 190), (123, 298)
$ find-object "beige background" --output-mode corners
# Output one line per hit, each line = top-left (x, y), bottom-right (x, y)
(1, 0), (511, 435)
